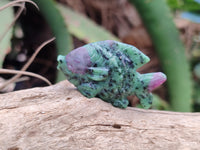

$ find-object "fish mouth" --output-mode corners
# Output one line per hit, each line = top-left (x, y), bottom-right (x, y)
(57, 55), (71, 76)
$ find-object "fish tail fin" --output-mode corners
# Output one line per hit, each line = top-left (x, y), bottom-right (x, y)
(142, 72), (167, 92)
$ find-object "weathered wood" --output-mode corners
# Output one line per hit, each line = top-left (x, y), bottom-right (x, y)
(0, 80), (199, 150)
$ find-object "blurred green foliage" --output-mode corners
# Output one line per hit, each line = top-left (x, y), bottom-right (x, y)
(0, 0), (14, 68)
(167, 0), (200, 112)
(57, 4), (119, 43)
(167, 0), (200, 11)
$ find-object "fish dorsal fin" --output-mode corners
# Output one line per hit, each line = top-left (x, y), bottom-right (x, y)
(87, 67), (109, 81)
(116, 41), (150, 69)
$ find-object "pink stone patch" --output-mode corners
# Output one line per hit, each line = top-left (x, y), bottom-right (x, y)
(66, 47), (92, 74)
(148, 72), (167, 92)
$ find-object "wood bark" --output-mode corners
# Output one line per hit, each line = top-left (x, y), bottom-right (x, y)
(0, 80), (199, 150)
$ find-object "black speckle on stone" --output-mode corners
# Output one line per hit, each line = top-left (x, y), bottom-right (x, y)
(72, 76), (78, 80)
(116, 52), (121, 57)
(113, 80), (117, 83)
(105, 47), (110, 52)
(103, 74), (107, 78)
(127, 83), (131, 87)
(81, 78), (86, 82)
(101, 92), (105, 96)
(85, 91), (90, 96)
(103, 54), (109, 60)
(88, 68), (93, 73)
(140, 56), (144, 64)
(93, 63), (97, 67)
(140, 95), (145, 99)
(108, 70), (112, 76)
(114, 67), (118, 70)
(128, 61), (134, 68)
(96, 49), (100, 54)
(105, 62), (109, 66)
(117, 93), (121, 97)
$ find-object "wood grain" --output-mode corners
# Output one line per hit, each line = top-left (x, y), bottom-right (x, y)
(0, 81), (199, 150)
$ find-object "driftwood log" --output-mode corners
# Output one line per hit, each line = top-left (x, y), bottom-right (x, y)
(0, 80), (199, 150)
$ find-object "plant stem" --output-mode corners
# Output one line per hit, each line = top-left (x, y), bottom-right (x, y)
(130, 0), (193, 112)
(32, 0), (73, 82)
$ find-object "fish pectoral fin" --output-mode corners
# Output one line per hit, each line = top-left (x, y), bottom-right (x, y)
(136, 92), (153, 109)
(77, 83), (102, 98)
(87, 67), (109, 81)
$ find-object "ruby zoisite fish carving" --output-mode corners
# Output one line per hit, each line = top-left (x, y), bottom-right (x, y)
(57, 40), (166, 109)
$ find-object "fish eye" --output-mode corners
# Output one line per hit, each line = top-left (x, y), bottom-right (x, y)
(59, 60), (63, 63)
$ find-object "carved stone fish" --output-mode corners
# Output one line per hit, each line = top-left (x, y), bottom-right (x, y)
(57, 40), (166, 108)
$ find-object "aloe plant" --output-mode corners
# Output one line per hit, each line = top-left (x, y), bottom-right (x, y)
(0, 0), (14, 68)
(57, 4), (119, 43)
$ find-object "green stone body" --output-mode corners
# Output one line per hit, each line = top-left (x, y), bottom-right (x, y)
(57, 40), (166, 108)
